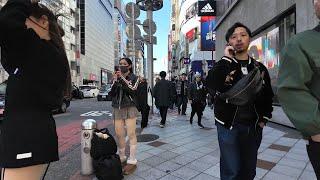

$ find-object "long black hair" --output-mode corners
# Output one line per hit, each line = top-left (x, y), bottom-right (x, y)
(30, 3), (71, 98)
(120, 57), (133, 73)
(30, 3), (66, 52)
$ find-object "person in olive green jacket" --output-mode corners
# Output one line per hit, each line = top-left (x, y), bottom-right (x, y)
(278, 1), (320, 178)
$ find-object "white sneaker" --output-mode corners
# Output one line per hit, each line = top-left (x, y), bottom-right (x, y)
(159, 124), (165, 128)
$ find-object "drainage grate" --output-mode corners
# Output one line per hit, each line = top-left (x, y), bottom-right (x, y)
(137, 134), (159, 142)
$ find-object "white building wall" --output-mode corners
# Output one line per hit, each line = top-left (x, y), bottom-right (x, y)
(81, 0), (114, 85)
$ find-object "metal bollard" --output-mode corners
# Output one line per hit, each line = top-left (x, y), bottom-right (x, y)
(81, 119), (97, 175)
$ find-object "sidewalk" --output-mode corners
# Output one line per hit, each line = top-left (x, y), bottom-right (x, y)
(126, 106), (317, 180)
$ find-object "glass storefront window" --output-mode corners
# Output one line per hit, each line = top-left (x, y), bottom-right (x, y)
(249, 12), (296, 104)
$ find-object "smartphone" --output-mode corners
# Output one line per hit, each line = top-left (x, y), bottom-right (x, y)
(226, 43), (236, 56)
(114, 65), (120, 72)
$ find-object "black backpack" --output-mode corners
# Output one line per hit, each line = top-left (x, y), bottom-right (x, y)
(92, 154), (123, 180)
(90, 128), (117, 159)
(90, 128), (123, 180)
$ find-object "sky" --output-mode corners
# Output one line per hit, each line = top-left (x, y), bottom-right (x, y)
(123, 0), (171, 74)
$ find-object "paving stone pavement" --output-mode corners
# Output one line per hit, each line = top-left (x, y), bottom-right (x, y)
(123, 106), (317, 180)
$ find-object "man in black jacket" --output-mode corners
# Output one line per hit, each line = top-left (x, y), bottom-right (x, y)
(212, 22), (274, 180)
(153, 71), (174, 128)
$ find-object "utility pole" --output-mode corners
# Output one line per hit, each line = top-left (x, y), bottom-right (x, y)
(137, 0), (163, 114)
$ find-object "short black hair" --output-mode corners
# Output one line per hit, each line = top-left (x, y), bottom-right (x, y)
(160, 71), (167, 78)
(225, 22), (252, 42)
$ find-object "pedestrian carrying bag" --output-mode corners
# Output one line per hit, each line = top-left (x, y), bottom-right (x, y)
(218, 62), (265, 106)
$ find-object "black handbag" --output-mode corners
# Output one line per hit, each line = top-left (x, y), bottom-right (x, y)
(218, 62), (265, 106)
(90, 128), (117, 160)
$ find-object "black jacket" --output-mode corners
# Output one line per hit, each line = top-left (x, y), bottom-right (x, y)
(110, 73), (139, 109)
(188, 81), (207, 103)
(153, 79), (174, 107)
(0, 0), (69, 168)
(136, 81), (149, 111)
(212, 56), (274, 129)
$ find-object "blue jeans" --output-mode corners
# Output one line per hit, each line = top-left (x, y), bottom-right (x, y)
(216, 122), (263, 180)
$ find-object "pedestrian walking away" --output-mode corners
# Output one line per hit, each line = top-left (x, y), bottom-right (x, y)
(188, 72), (207, 129)
(212, 22), (274, 180)
(0, 0), (71, 179)
(137, 77), (150, 129)
(109, 57), (139, 175)
(153, 71), (175, 128)
(169, 77), (177, 109)
(278, 1), (320, 178)
(176, 72), (189, 115)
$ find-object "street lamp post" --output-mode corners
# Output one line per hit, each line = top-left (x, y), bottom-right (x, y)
(136, 0), (163, 114)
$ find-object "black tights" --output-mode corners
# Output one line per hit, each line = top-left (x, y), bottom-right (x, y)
(190, 102), (204, 125)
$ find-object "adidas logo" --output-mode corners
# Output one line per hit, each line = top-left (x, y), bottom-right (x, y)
(201, 3), (215, 13)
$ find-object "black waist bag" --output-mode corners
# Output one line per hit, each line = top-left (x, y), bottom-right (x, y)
(219, 64), (265, 106)
(90, 128), (117, 160)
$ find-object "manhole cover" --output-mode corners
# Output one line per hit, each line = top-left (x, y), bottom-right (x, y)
(137, 134), (159, 142)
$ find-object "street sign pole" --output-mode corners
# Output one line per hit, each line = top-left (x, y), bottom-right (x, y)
(147, 10), (154, 114)
(131, 3), (136, 74)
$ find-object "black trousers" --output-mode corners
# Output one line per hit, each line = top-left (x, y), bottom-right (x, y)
(190, 102), (205, 125)
(159, 106), (168, 125)
(307, 139), (320, 179)
(177, 96), (188, 114)
(141, 105), (150, 128)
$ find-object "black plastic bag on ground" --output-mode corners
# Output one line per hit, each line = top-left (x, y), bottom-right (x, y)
(90, 128), (117, 160)
(93, 154), (123, 180)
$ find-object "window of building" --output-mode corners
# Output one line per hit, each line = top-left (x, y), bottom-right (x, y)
(79, 0), (85, 55)
(70, 44), (76, 51)
(70, 26), (76, 34)
(248, 11), (296, 104)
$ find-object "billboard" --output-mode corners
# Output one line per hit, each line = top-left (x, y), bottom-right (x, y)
(198, 1), (216, 16)
(186, 28), (196, 42)
(200, 16), (216, 51)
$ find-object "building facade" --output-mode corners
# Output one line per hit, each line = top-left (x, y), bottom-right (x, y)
(169, 0), (216, 80)
(41, 0), (80, 85)
(78, 0), (114, 86)
(114, 0), (127, 66)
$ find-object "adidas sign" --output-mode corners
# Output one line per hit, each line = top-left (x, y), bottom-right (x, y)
(201, 3), (215, 13)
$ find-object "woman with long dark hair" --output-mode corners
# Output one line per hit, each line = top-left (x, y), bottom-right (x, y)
(109, 57), (139, 175)
(0, 0), (70, 179)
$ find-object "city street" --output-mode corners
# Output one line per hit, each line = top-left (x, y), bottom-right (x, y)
(42, 99), (317, 180)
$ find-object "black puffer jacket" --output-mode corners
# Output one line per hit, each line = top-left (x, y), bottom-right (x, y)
(212, 56), (274, 129)
(110, 73), (139, 109)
